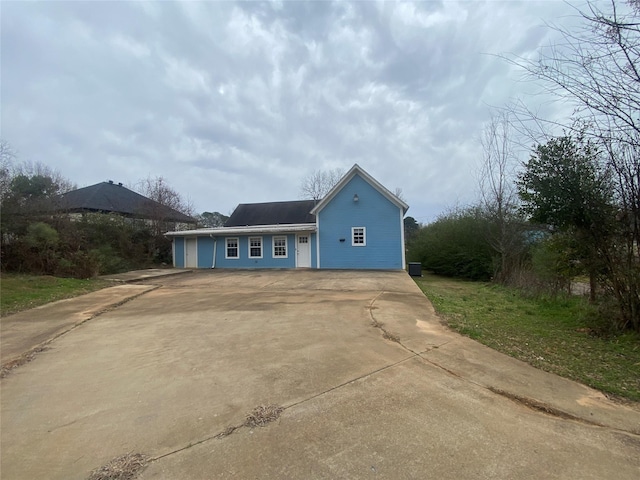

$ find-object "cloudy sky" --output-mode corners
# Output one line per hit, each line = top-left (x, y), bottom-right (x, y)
(2, 0), (584, 223)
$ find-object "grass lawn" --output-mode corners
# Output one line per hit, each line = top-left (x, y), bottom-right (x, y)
(0, 274), (110, 317)
(413, 272), (640, 402)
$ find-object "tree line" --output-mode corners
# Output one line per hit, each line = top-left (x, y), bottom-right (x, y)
(409, 0), (639, 332)
(0, 143), (228, 277)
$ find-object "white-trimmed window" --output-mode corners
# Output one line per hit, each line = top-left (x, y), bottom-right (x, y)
(249, 236), (263, 258)
(226, 238), (239, 259)
(273, 236), (287, 258)
(352, 227), (366, 246)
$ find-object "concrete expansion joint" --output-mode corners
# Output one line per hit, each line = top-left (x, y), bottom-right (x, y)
(415, 354), (640, 436)
(150, 355), (421, 465)
(415, 354), (465, 381)
(364, 289), (640, 436)
(0, 285), (161, 379)
(286, 354), (418, 411)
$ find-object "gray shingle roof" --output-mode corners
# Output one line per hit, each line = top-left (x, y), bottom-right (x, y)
(225, 200), (317, 227)
(58, 181), (196, 223)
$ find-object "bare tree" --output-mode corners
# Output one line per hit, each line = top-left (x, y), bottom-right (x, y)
(197, 211), (229, 228)
(299, 168), (345, 200)
(505, 0), (640, 148)
(477, 112), (526, 283)
(393, 187), (406, 203)
(134, 175), (195, 264)
(17, 161), (76, 195)
(0, 140), (16, 203)
(503, 0), (640, 329)
(0, 142), (75, 213)
(479, 112), (519, 214)
(136, 175), (194, 218)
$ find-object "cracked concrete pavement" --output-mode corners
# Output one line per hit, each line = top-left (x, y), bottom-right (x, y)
(1, 269), (639, 479)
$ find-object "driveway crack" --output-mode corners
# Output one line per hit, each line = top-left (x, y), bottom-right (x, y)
(367, 290), (419, 355)
(148, 354), (419, 464)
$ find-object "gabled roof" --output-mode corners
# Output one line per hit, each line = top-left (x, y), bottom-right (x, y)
(310, 164), (409, 215)
(225, 200), (317, 227)
(58, 181), (196, 223)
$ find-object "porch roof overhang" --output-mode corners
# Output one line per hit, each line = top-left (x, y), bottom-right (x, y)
(165, 223), (317, 237)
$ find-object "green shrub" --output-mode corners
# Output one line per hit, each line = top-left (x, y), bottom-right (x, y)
(408, 208), (494, 280)
(89, 246), (132, 275)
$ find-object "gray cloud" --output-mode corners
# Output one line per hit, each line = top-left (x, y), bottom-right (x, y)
(2, 0), (580, 223)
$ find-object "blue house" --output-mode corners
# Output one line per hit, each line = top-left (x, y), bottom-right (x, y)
(166, 164), (409, 270)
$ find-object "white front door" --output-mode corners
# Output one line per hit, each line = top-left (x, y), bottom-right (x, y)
(296, 234), (311, 268)
(185, 238), (197, 268)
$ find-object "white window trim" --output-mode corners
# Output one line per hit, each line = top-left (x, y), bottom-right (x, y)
(352, 227), (366, 246)
(225, 237), (239, 259)
(248, 236), (263, 258)
(272, 235), (288, 258)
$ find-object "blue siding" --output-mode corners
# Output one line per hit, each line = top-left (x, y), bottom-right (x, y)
(317, 173), (403, 269)
(174, 237), (185, 268)
(173, 234), (315, 269)
(197, 236), (214, 268)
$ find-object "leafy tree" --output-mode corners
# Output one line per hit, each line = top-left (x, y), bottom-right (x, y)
(530, 233), (582, 296)
(504, 1), (640, 331)
(519, 137), (614, 232)
(1, 153), (76, 250)
(518, 135), (615, 303)
(403, 216), (419, 246)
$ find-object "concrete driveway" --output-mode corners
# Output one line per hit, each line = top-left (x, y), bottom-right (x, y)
(1, 270), (639, 479)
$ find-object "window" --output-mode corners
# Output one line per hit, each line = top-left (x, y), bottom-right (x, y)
(249, 236), (263, 258)
(226, 238), (239, 259)
(352, 227), (366, 246)
(273, 236), (287, 258)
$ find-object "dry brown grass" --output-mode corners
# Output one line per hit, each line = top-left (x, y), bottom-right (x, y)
(86, 453), (149, 480)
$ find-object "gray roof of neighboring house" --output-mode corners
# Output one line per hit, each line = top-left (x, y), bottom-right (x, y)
(58, 181), (197, 223)
(225, 200), (317, 227)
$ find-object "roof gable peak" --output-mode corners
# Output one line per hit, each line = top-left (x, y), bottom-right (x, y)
(310, 164), (408, 215)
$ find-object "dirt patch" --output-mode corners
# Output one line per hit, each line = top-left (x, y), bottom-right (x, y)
(1, 345), (49, 378)
(488, 387), (604, 426)
(244, 404), (285, 428)
(382, 331), (401, 343)
(370, 317), (401, 344)
(86, 453), (149, 480)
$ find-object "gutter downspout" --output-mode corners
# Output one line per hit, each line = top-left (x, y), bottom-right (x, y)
(210, 235), (217, 269)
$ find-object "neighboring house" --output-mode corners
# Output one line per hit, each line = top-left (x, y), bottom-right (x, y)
(166, 164), (409, 270)
(57, 180), (197, 225)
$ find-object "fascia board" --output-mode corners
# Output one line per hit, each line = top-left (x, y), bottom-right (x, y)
(165, 223), (316, 237)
